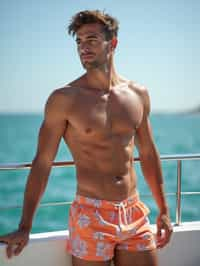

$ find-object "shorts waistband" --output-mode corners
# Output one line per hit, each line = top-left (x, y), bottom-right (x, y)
(74, 192), (140, 209)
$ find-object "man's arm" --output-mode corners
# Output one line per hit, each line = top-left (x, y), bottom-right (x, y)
(19, 89), (67, 231)
(134, 86), (173, 248)
(0, 89), (68, 257)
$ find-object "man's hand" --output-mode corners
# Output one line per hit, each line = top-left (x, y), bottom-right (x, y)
(156, 213), (173, 249)
(0, 229), (29, 259)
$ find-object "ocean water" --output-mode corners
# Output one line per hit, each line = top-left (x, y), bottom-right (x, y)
(0, 113), (200, 235)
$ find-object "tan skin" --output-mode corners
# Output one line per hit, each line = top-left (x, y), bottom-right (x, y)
(0, 23), (173, 265)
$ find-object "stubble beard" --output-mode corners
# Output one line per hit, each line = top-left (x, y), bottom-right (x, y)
(82, 60), (100, 70)
(82, 58), (109, 73)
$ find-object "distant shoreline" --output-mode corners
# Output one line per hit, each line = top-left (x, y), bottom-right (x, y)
(0, 106), (200, 116)
(153, 105), (200, 115)
(176, 106), (200, 115)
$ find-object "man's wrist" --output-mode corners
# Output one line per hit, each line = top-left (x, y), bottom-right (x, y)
(159, 206), (170, 216)
(18, 222), (32, 233)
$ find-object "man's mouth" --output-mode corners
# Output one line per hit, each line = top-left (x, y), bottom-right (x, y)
(81, 53), (94, 60)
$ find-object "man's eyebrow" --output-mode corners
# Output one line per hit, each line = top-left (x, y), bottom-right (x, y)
(86, 34), (99, 39)
(76, 33), (101, 42)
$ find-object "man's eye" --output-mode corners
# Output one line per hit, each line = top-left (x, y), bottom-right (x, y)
(89, 40), (97, 44)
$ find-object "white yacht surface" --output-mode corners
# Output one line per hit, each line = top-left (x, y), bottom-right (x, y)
(0, 222), (200, 266)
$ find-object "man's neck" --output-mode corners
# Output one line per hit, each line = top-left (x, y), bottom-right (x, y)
(85, 59), (121, 91)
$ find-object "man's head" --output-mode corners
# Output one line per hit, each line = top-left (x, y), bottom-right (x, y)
(68, 10), (119, 70)
(68, 10), (119, 41)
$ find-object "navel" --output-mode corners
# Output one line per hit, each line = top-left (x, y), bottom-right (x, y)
(85, 127), (92, 134)
(114, 176), (123, 184)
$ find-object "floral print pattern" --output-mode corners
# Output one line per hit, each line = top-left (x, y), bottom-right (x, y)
(93, 231), (105, 240)
(78, 214), (90, 228)
(66, 194), (156, 261)
(71, 236), (88, 257)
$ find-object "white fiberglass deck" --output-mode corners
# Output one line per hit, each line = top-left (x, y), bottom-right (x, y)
(0, 222), (200, 266)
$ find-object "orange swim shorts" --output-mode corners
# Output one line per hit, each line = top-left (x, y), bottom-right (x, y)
(66, 193), (156, 261)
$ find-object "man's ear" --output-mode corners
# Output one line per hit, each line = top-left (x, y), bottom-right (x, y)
(111, 38), (118, 49)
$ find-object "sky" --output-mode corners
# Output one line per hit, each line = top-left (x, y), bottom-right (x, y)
(0, 0), (200, 113)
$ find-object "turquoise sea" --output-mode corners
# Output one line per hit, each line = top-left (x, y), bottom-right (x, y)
(0, 113), (200, 235)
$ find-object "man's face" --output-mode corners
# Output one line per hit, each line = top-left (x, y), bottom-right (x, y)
(75, 23), (112, 70)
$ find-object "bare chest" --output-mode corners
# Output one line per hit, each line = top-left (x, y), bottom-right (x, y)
(67, 87), (143, 137)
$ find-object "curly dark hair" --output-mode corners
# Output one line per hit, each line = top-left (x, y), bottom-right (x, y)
(68, 10), (119, 40)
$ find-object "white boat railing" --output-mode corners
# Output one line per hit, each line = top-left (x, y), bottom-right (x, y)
(0, 153), (200, 226)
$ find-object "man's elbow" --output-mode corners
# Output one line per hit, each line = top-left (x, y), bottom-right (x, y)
(139, 144), (159, 161)
(33, 152), (53, 167)
(31, 154), (52, 178)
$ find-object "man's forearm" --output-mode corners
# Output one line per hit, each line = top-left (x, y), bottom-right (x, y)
(139, 146), (169, 214)
(19, 157), (51, 231)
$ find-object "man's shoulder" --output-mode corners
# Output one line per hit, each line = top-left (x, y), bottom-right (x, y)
(46, 76), (87, 113)
(48, 79), (82, 104)
(128, 80), (150, 114)
(45, 86), (76, 116)
(128, 80), (149, 98)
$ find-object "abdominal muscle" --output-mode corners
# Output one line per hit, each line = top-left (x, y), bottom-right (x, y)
(65, 132), (138, 201)
(76, 167), (138, 201)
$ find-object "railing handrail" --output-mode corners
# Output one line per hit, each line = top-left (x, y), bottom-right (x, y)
(0, 153), (200, 170)
(0, 153), (200, 226)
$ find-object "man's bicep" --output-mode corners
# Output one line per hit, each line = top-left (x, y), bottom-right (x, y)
(135, 116), (155, 156)
(134, 86), (154, 154)
(34, 91), (67, 164)
(36, 120), (66, 162)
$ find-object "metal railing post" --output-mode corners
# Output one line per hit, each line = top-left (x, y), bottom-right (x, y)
(175, 160), (182, 225)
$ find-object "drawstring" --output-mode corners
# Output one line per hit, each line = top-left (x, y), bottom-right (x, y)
(115, 202), (128, 230)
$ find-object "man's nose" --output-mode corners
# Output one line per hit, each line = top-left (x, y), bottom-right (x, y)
(79, 42), (90, 53)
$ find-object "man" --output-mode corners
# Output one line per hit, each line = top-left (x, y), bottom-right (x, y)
(0, 10), (172, 266)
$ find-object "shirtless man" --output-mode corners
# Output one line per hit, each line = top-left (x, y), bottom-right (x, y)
(0, 10), (172, 266)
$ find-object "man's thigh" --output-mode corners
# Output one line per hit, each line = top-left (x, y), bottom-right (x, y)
(72, 255), (112, 266)
(113, 249), (158, 266)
